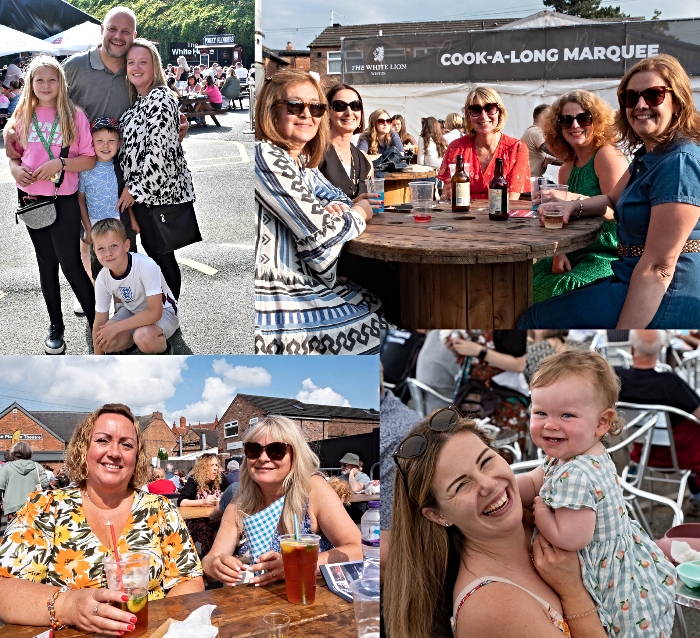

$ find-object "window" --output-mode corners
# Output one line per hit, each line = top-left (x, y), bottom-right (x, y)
(343, 49), (364, 73)
(224, 420), (239, 438)
(249, 417), (258, 426)
(327, 51), (341, 74)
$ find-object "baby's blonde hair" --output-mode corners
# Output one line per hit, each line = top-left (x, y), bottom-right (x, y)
(530, 348), (624, 437)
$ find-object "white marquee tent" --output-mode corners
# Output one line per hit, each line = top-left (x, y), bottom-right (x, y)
(43, 21), (101, 56)
(0, 23), (58, 56)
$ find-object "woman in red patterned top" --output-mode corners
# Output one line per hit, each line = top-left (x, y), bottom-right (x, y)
(438, 87), (530, 200)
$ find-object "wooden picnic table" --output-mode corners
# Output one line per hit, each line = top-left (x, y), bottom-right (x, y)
(349, 493), (380, 503)
(179, 96), (221, 127)
(178, 505), (217, 520)
(346, 198), (604, 328)
(382, 169), (438, 206)
(0, 576), (355, 637)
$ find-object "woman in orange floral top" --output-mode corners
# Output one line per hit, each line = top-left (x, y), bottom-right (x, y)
(438, 86), (530, 200)
(0, 403), (203, 634)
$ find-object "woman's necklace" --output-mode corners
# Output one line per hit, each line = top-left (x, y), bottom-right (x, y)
(469, 548), (536, 574)
(333, 142), (358, 194)
(83, 489), (129, 528)
(475, 136), (500, 168)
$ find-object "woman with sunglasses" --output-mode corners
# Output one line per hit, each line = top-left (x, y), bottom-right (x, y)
(358, 109), (404, 155)
(254, 70), (386, 354)
(201, 416), (361, 586)
(385, 414), (607, 638)
(438, 87), (530, 201)
(532, 90), (629, 303)
(391, 114), (417, 151)
(178, 454), (226, 557)
(520, 54), (700, 328)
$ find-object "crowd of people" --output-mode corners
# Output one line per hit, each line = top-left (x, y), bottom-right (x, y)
(0, 405), (362, 633)
(255, 54), (700, 345)
(380, 329), (700, 638)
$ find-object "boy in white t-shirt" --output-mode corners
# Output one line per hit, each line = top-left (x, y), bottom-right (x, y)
(91, 218), (178, 355)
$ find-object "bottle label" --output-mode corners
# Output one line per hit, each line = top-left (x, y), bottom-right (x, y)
(455, 182), (470, 206)
(488, 188), (501, 215)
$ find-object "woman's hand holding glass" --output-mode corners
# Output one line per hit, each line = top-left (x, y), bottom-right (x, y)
(204, 552), (248, 585)
(537, 200), (578, 227)
(55, 587), (136, 635)
(354, 191), (383, 211)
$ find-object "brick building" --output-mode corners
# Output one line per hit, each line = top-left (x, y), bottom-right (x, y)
(171, 416), (219, 456)
(216, 394), (379, 458)
(137, 412), (177, 460)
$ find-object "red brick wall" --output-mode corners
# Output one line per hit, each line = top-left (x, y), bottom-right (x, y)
(0, 408), (65, 452)
(142, 413), (177, 460)
(309, 46), (341, 87)
(279, 55), (310, 72)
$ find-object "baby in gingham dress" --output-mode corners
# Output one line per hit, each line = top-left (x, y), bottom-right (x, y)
(517, 350), (676, 637)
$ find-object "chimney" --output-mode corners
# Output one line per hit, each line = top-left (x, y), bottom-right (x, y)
(286, 41), (293, 50)
(201, 433), (207, 450)
(153, 411), (163, 419)
(180, 416), (186, 429)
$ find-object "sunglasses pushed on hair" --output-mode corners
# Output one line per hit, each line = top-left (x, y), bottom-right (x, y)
(244, 441), (292, 461)
(618, 86), (673, 109)
(277, 100), (327, 117)
(558, 112), (593, 129)
(393, 406), (463, 502)
(467, 103), (500, 117)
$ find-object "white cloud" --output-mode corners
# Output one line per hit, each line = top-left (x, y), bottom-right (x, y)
(296, 378), (350, 407)
(0, 356), (187, 416)
(167, 361), (272, 425)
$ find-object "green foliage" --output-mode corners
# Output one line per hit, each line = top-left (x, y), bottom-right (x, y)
(542, 0), (630, 19)
(67, 0), (254, 63)
(157, 448), (169, 460)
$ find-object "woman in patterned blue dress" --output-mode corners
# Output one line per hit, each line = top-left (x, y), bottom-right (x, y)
(254, 69), (386, 355)
(517, 350), (676, 637)
(201, 415), (361, 586)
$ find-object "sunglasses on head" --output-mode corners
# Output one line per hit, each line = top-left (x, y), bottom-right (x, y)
(393, 406), (464, 503)
(244, 441), (292, 461)
(376, 117), (392, 125)
(558, 112), (593, 129)
(277, 100), (326, 117)
(618, 86), (673, 109)
(467, 103), (500, 117)
(331, 99), (362, 112)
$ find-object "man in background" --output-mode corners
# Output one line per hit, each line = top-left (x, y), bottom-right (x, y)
(521, 104), (559, 177)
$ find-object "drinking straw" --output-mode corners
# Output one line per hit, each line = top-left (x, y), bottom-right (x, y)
(293, 513), (300, 541)
(108, 522), (124, 590)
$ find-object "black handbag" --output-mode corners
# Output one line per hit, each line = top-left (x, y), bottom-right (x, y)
(15, 146), (70, 229)
(143, 201), (202, 253)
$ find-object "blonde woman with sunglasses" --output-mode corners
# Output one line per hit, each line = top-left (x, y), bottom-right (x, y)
(358, 109), (404, 155)
(438, 86), (530, 200)
(520, 54), (700, 329)
(201, 415), (361, 586)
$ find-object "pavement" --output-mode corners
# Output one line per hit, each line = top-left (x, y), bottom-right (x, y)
(0, 106), (254, 355)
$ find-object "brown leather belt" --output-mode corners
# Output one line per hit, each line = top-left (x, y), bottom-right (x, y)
(617, 239), (700, 258)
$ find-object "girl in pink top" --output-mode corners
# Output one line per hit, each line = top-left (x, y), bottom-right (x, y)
(7, 55), (96, 355)
(201, 76), (223, 109)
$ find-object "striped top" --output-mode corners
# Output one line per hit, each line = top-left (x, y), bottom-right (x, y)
(254, 141), (386, 354)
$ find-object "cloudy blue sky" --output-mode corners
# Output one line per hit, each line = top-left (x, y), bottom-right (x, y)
(261, 0), (700, 50)
(0, 356), (379, 427)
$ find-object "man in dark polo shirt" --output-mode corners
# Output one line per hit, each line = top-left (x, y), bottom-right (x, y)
(615, 329), (700, 513)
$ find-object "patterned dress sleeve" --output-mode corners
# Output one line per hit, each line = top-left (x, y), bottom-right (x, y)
(308, 169), (354, 207)
(0, 491), (55, 582)
(543, 458), (600, 512)
(125, 87), (179, 202)
(157, 496), (203, 590)
(255, 141), (367, 278)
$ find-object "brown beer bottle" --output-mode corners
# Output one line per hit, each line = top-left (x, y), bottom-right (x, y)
(451, 154), (470, 212)
(488, 157), (509, 221)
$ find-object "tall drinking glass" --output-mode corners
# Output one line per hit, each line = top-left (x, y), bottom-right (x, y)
(279, 534), (320, 604)
(369, 178), (385, 213)
(350, 578), (380, 638)
(103, 552), (149, 637)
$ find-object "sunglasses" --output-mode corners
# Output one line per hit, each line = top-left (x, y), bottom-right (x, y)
(331, 99), (362, 112)
(393, 406), (464, 503)
(244, 441), (292, 461)
(376, 117), (392, 125)
(557, 112), (593, 129)
(618, 86), (673, 109)
(467, 103), (500, 117)
(277, 100), (327, 117)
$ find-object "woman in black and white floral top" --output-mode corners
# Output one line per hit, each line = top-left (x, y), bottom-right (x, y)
(118, 38), (196, 299)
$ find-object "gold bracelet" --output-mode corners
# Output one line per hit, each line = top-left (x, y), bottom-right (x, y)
(563, 607), (598, 620)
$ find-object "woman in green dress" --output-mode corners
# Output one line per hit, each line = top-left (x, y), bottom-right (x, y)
(532, 90), (629, 302)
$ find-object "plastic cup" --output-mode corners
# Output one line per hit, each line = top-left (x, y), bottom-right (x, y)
(350, 578), (380, 638)
(103, 552), (149, 637)
(263, 612), (290, 638)
(529, 176), (550, 210)
(541, 203), (566, 229)
(369, 178), (385, 213)
(408, 180), (434, 203)
(279, 533), (320, 604)
(448, 163), (456, 178)
(540, 184), (568, 203)
(413, 202), (432, 223)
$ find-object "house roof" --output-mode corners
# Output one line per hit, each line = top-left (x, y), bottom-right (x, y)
(273, 49), (310, 57)
(262, 46), (291, 65)
(237, 394), (379, 421)
(192, 429), (219, 448)
(0, 402), (73, 443)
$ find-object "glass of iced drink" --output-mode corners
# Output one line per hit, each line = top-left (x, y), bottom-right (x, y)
(103, 552), (150, 637)
(279, 533), (320, 604)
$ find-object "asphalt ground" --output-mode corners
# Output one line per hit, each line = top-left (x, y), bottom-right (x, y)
(0, 106), (254, 355)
